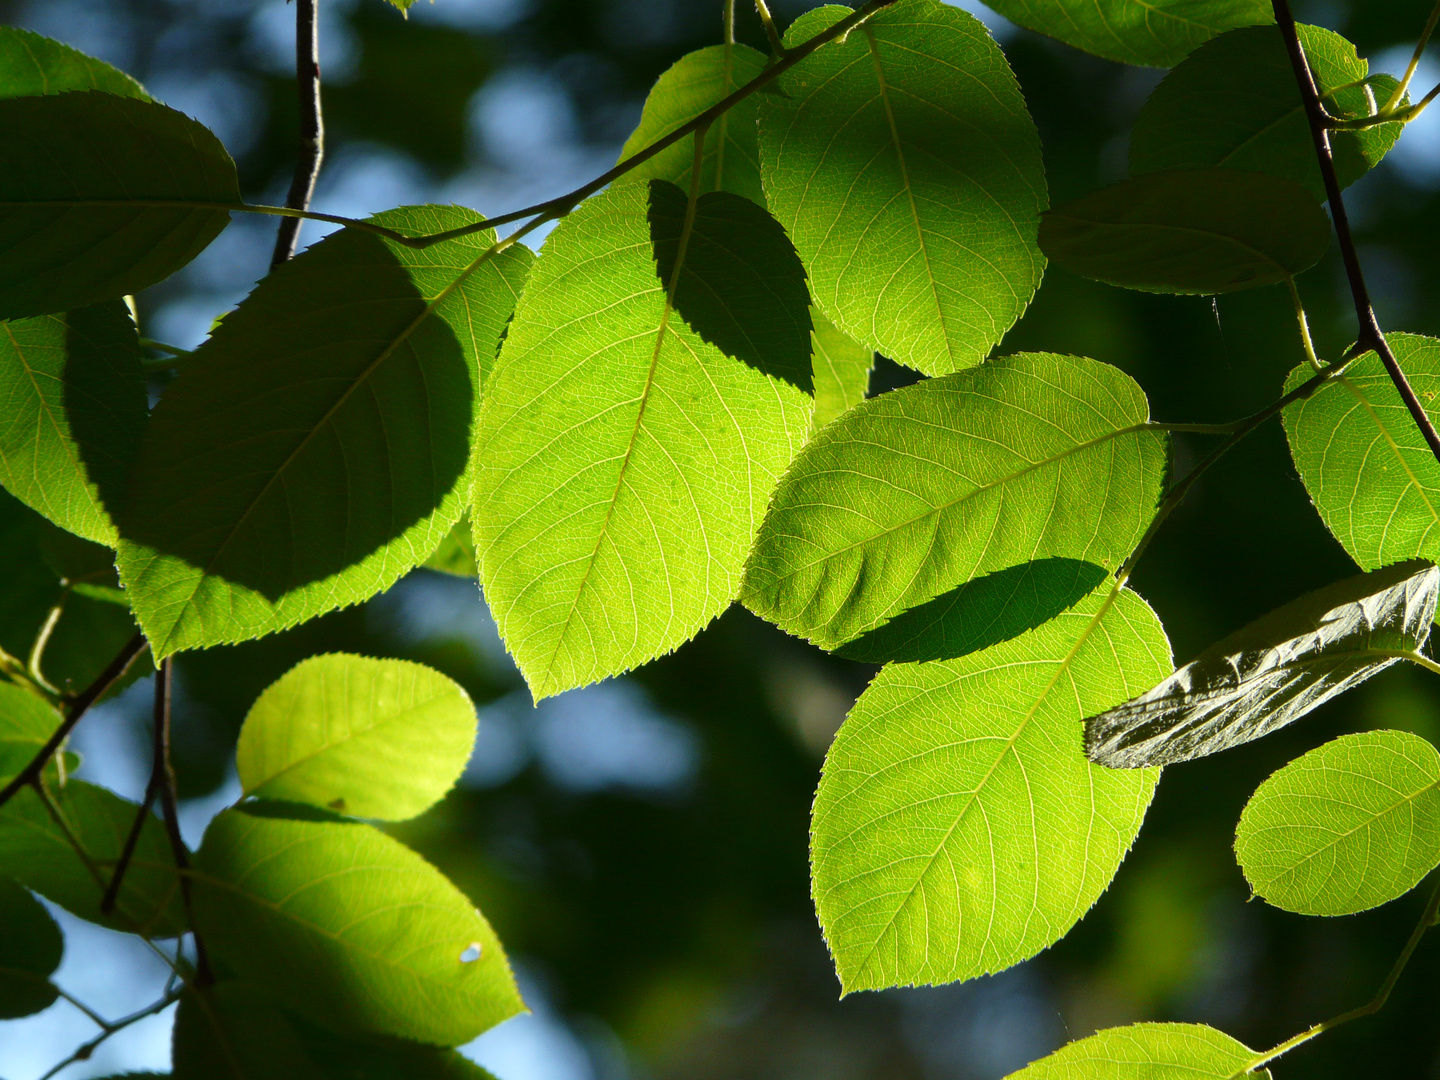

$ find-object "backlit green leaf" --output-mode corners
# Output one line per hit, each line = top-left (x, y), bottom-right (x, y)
(0, 682), (60, 784)
(116, 206), (532, 658)
(172, 982), (320, 1080)
(742, 353), (1168, 651)
(474, 181), (811, 699)
(0, 91), (239, 320)
(1282, 335), (1440, 571)
(1040, 169), (1330, 295)
(236, 654), (476, 821)
(423, 515), (478, 578)
(0, 26), (148, 100)
(812, 584), (1172, 992)
(759, 1), (1046, 375)
(1235, 730), (1440, 916)
(809, 310), (872, 432)
(0, 877), (62, 1019)
(1002, 1022), (1267, 1080)
(193, 804), (523, 1046)
(1086, 560), (1439, 768)
(1130, 25), (1403, 202)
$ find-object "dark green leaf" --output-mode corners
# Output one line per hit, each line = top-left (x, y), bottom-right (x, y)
(0, 877), (62, 1019)
(172, 982), (320, 1080)
(296, 1022), (502, 1080)
(0, 682), (61, 785)
(1040, 169), (1331, 294)
(1001, 1022), (1267, 1080)
(0, 26), (148, 100)
(423, 515), (478, 578)
(1086, 560), (1440, 768)
(809, 310), (872, 432)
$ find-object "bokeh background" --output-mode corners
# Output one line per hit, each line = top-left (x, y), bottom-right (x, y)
(2, 0), (1440, 1076)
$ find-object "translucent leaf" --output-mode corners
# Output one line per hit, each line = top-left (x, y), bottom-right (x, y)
(0, 92), (239, 320)
(474, 181), (811, 699)
(1131, 25), (1403, 203)
(1001, 1022), (1267, 1080)
(1235, 729), (1440, 916)
(617, 43), (768, 205)
(741, 353), (1168, 652)
(423, 514), (478, 578)
(1040, 169), (1330, 295)
(0, 301), (146, 545)
(1086, 560), (1440, 768)
(0, 681), (61, 784)
(0, 778), (186, 937)
(172, 982), (320, 1080)
(809, 310), (872, 433)
(115, 206), (532, 658)
(0, 877), (62, 1019)
(236, 654), (476, 821)
(812, 584), (1171, 992)
(192, 803), (523, 1046)
(982, 0), (1272, 68)
(0, 26), (148, 100)
(1282, 335), (1440, 571)
(758, 1), (1046, 376)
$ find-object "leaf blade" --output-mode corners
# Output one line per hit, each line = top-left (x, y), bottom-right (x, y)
(1001, 1022), (1266, 1080)
(0, 877), (62, 1020)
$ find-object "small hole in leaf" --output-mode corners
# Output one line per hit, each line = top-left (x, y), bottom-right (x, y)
(328, 796), (347, 811)
(460, 943), (482, 963)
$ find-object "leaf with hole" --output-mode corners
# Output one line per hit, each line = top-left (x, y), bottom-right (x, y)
(758, 0), (1046, 375)
(1086, 560), (1440, 768)
(1001, 1022), (1268, 1080)
(809, 310), (872, 433)
(0, 26), (148, 100)
(0, 877), (62, 1019)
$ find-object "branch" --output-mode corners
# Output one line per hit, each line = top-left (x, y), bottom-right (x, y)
(1272, 0), (1440, 467)
(39, 989), (182, 1080)
(270, 0), (324, 267)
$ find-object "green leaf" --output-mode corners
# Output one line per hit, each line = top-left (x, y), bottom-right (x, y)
(1040, 169), (1330, 295)
(1235, 730), (1440, 916)
(809, 309), (872, 432)
(173, 982), (320, 1080)
(758, 1), (1046, 376)
(474, 181), (811, 699)
(0, 301), (147, 545)
(0, 91), (239, 321)
(0, 778), (187, 937)
(741, 353), (1168, 652)
(1001, 1022), (1267, 1080)
(982, 0), (1273, 68)
(115, 206), (532, 658)
(1282, 335), (1440, 571)
(0, 877), (62, 1019)
(192, 803), (523, 1046)
(1130, 25), (1404, 203)
(1086, 560), (1440, 768)
(812, 583), (1172, 992)
(236, 654), (476, 821)
(423, 515), (478, 578)
(296, 1023), (502, 1080)
(617, 44), (768, 205)
(0, 26), (149, 100)
(0, 682), (61, 784)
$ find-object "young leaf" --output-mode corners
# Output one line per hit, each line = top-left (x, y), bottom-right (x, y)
(0, 877), (62, 1019)
(617, 43), (768, 205)
(116, 206), (532, 658)
(1130, 25), (1404, 203)
(1283, 335), (1440, 571)
(172, 982), (320, 1080)
(0, 682), (61, 784)
(812, 584), (1171, 992)
(0, 26), (149, 100)
(423, 514), (478, 578)
(474, 181), (811, 699)
(1001, 1022), (1267, 1080)
(236, 654), (476, 821)
(0, 91), (240, 320)
(1086, 560), (1440, 769)
(1040, 169), (1330, 295)
(0, 301), (147, 545)
(809, 310), (872, 432)
(982, 0), (1272, 68)
(1235, 730), (1440, 916)
(758, 0), (1046, 376)
(192, 803), (523, 1047)
(742, 353), (1168, 651)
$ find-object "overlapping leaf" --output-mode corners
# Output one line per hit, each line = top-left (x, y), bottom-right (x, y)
(758, 0), (1046, 375)
(0, 26), (148, 100)
(809, 310), (872, 432)
(742, 353), (1168, 651)
(423, 515), (478, 578)
(474, 181), (812, 699)
(1086, 560), (1440, 768)
(1002, 1022), (1268, 1080)
(0, 877), (62, 1019)
(0, 681), (61, 783)
(811, 584), (1172, 992)
(116, 206), (532, 658)
(173, 982), (320, 1080)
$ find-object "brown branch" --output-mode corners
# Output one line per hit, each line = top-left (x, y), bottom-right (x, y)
(270, 0), (324, 266)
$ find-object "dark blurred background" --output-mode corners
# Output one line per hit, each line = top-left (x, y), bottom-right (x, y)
(2, 0), (1440, 1076)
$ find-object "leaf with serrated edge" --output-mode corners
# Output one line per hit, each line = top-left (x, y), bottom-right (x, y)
(1283, 335), (1440, 571)
(117, 206), (532, 658)
(742, 353), (1168, 651)
(474, 181), (811, 699)
(810, 309), (872, 433)
(236, 654), (476, 821)
(1001, 1022), (1268, 1080)
(759, 1), (1046, 376)
(423, 514), (478, 578)
(0, 26), (149, 100)
(1086, 560), (1440, 768)
(1236, 729), (1440, 916)
(0, 878), (62, 1020)
(812, 583), (1172, 992)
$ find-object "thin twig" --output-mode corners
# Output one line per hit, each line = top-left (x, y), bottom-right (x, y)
(1384, 0), (1440, 112)
(38, 989), (181, 1080)
(270, 0), (324, 266)
(26, 592), (67, 697)
(99, 774), (159, 914)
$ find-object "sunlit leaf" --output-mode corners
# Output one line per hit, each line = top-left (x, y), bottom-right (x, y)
(1040, 169), (1330, 295)
(1235, 729), (1440, 916)
(172, 982), (319, 1080)
(742, 353), (1167, 651)
(1086, 560), (1440, 768)
(236, 654), (476, 821)
(0, 682), (61, 784)
(0, 25), (148, 100)
(423, 515), (478, 578)
(116, 206), (532, 658)
(0, 877), (62, 1019)
(1001, 1022), (1268, 1080)
(759, 1), (1046, 375)
(809, 310), (872, 433)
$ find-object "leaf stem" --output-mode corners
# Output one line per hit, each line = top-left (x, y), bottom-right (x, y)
(754, 0), (786, 56)
(1402, 650), (1440, 678)
(1287, 275), (1324, 373)
(138, 337), (192, 358)
(1384, 0), (1440, 113)
(271, 0), (324, 266)
(724, 0), (736, 45)
(38, 989), (181, 1080)
(52, 985), (111, 1029)
(27, 590), (69, 698)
